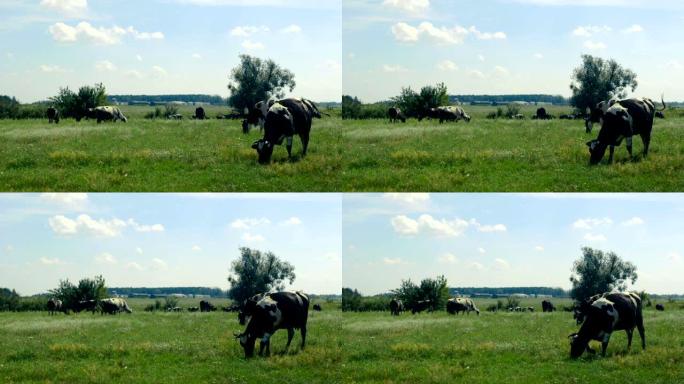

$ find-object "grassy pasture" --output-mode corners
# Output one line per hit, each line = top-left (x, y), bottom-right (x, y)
(341, 298), (684, 383)
(0, 298), (342, 383)
(0, 105), (342, 192)
(340, 105), (684, 191)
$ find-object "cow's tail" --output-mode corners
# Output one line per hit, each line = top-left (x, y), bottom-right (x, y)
(304, 99), (329, 118)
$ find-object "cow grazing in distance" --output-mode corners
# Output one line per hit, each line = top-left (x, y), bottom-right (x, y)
(586, 97), (664, 165)
(167, 307), (183, 312)
(542, 300), (556, 313)
(75, 299), (98, 314)
(655, 111), (665, 119)
(446, 298), (480, 315)
(655, 304), (665, 311)
(47, 298), (63, 315)
(418, 106), (470, 123)
(200, 300), (217, 312)
(251, 98), (315, 164)
(312, 304), (322, 311)
(569, 292), (645, 358)
(194, 106), (206, 120)
(533, 107), (553, 120)
(560, 114), (576, 120)
(47, 107), (60, 124)
(100, 298), (132, 315)
(513, 114), (525, 120)
(389, 298), (404, 316)
(527, 307), (535, 312)
(222, 304), (240, 312)
(410, 300), (432, 314)
(388, 107), (406, 123)
(87, 106), (128, 123)
(188, 307), (200, 312)
(167, 114), (183, 120)
(234, 291), (309, 358)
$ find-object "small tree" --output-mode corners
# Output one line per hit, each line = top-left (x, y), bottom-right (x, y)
(342, 95), (362, 119)
(227, 55), (296, 112)
(0, 96), (20, 119)
(51, 83), (108, 120)
(569, 247), (638, 301)
(391, 83), (449, 118)
(392, 275), (449, 311)
(227, 247), (296, 304)
(164, 296), (179, 310)
(0, 288), (20, 311)
(49, 275), (107, 311)
(570, 55), (638, 112)
(341, 287), (363, 311)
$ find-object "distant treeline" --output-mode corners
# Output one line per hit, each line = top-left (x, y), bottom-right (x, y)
(449, 287), (569, 298)
(450, 94), (568, 105)
(109, 287), (226, 297)
(109, 94), (226, 105)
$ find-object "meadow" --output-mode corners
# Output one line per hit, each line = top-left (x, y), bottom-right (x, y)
(340, 106), (684, 192)
(0, 105), (342, 192)
(340, 297), (684, 383)
(0, 298), (342, 384)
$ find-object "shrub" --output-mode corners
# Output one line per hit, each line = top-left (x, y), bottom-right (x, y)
(0, 96), (20, 119)
(51, 83), (107, 120)
(49, 275), (107, 312)
(145, 107), (163, 119)
(164, 296), (179, 310)
(164, 104), (178, 118)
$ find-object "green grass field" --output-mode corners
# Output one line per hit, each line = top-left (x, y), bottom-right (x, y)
(0, 105), (342, 192)
(340, 106), (684, 191)
(341, 298), (684, 383)
(0, 298), (342, 383)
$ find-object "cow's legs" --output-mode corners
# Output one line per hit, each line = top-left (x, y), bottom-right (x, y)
(626, 329), (634, 349)
(626, 136), (633, 159)
(300, 128), (310, 157)
(300, 325), (307, 350)
(285, 136), (293, 158)
(608, 146), (615, 163)
(636, 314), (646, 350)
(259, 334), (271, 356)
(642, 133), (651, 158)
(285, 328), (295, 351)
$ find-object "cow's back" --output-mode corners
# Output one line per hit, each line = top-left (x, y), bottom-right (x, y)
(618, 99), (655, 135)
(277, 99), (312, 135)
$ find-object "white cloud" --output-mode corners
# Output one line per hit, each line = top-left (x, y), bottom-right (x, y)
(493, 258), (510, 270)
(535, 245), (544, 251)
(391, 22), (469, 45)
(621, 217), (644, 226)
(152, 65), (168, 77)
(40, 257), (63, 265)
(584, 233), (607, 241)
(242, 233), (265, 242)
(48, 214), (163, 237)
(40, 0), (87, 16)
(437, 60), (459, 71)
(573, 25), (611, 37)
(192, 245), (202, 252)
(152, 258), (168, 270)
(382, 0), (429, 14)
(469, 69), (485, 79)
(468, 26), (507, 40)
(136, 54), (143, 61)
(584, 40), (607, 50)
(127, 219), (164, 233)
(573, 217), (613, 230)
(242, 40), (264, 50)
(478, 247), (486, 254)
(40, 193), (88, 208)
(390, 214), (469, 237)
(383, 257), (407, 265)
(438, 252), (458, 264)
(125, 262), (144, 271)
(40, 65), (66, 73)
(95, 60), (117, 72)
(280, 24), (302, 34)
(48, 22), (163, 45)
(230, 25), (269, 37)
(382, 64), (408, 73)
(136, 247), (143, 255)
(468, 261), (485, 271)
(95, 252), (117, 265)
(280, 217), (302, 226)
(383, 193), (430, 204)
(231, 217), (270, 230)
(622, 24), (643, 33)
(478, 54), (485, 62)
(494, 65), (510, 76)
(125, 70), (143, 79)
(470, 219), (507, 233)
(534, 53), (544, 59)
(192, 53), (202, 59)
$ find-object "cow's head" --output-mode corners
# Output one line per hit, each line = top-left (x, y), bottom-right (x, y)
(463, 113), (471, 123)
(252, 139), (274, 164)
(586, 139), (607, 165)
(234, 332), (257, 358)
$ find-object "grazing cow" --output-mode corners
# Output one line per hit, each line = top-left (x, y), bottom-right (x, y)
(200, 300), (217, 312)
(527, 307), (535, 312)
(239, 293), (266, 325)
(410, 300), (432, 314)
(573, 293), (605, 325)
(222, 304), (240, 313)
(312, 304), (322, 311)
(388, 107), (406, 123)
(244, 98), (324, 134)
(234, 291), (309, 358)
(188, 307), (200, 312)
(655, 111), (665, 119)
(534, 107), (551, 120)
(560, 114), (576, 120)
(194, 107), (206, 120)
(47, 107), (60, 124)
(586, 97), (665, 164)
(418, 106), (470, 123)
(446, 298), (480, 315)
(47, 298), (63, 315)
(75, 299), (98, 314)
(513, 114), (525, 120)
(389, 298), (404, 316)
(251, 98), (317, 164)
(167, 307), (183, 312)
(87, 106), (128, 123)
(655, 304), (665, 311)
(542, 300), (556, 313)
(100, 298), (132, 315)
(167, 114), (183, 120)
(568, 292), (645, 358)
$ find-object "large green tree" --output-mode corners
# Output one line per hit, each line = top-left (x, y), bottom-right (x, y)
(227, 247), (296, 304)
(570, 55), (638, 111)
(50, 83), (107, 120)
(569, 247), (638, 301)
(392, 275), (449, 311)
(227, 55), (296, 112)
(391, 83), (449, 118)
(49, 275), (107, 312)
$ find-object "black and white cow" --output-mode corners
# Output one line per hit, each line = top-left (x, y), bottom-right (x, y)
(244, 98), (324, 134)
(573, 293), (605, 325)
(389, 298), (404, 316)
(75, 299), (98, 314)
(410, 300), (432, 314)
(188, 307), (200, 312)
(47, 298), (63, 315)
(533, 107), (552, 120)
(239, 293), (267, 325)
(586, 97), (665, 164)
(388, 107), (406, 123)
(541, 300), (556, 313)
(418, 106), (471, 123)
(47, 107), (60, 124)
(569, 292), (645, 358)
(194, 107), (206, 120)
(251, 98), (316, 164)
(100, 298), (132, 314)
(200, 300), (217, 312)
(446, 298), (480, 315)
(234, 291), (309, 358)
(87, 106), (128, 123)
(167, 114), (183, 120)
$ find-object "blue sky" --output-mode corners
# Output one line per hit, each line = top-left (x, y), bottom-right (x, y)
(0, 0), (341, 103)
(344, 0), (684, 102)
(0, 193), (342, 296)
(343, 193), (684, 295)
